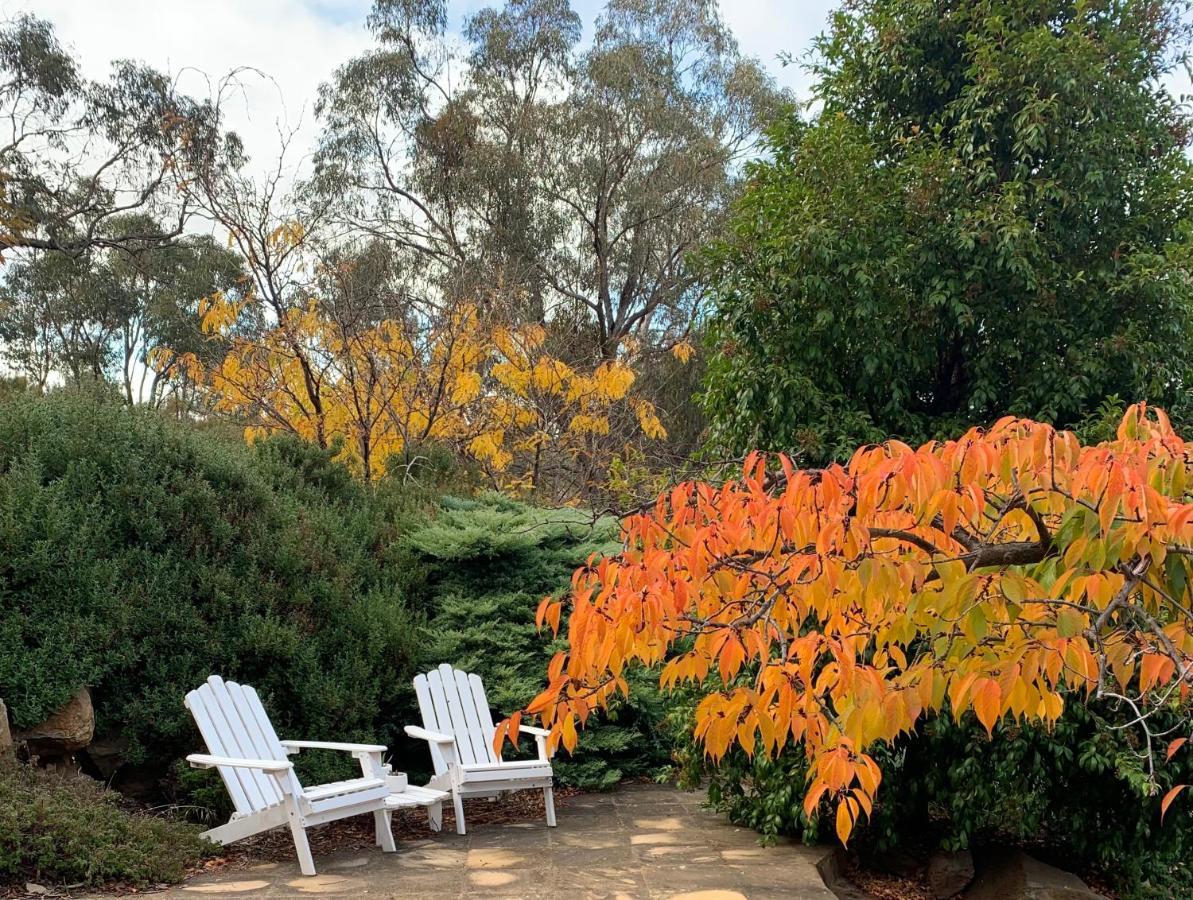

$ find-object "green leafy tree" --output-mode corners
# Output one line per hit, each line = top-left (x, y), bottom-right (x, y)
(0, 15), (234, 256)
(0, 216), (247, 408)
(702, 0), (1193, 463)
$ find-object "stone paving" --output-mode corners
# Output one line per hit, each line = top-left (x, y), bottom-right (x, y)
(157, 784), (837, 899)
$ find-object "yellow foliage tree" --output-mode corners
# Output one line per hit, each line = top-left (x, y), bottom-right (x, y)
(178, 281), (669, 495)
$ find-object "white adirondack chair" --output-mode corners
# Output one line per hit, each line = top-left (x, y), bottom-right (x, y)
(185, 675), (401, 876)
(405, 664), (555, 835)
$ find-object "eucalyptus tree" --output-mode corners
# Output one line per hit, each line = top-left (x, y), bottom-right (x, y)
(313, 0), (784, 361)
(0, 215), (246, 406)
(0, 14), (232, 257)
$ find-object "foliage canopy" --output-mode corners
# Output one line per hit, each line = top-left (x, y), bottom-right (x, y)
(703, 0), (1193, 461)
(518, 405), (1193, 843)
(409, 494), (674, 788)
(0, 393), (422, 789)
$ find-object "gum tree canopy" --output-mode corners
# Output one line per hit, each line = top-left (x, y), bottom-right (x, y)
(0, 15), (230, 256)
(510, 405), (1193, 842)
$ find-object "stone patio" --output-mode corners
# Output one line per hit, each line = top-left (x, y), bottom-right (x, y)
(157, 784), (837, 899)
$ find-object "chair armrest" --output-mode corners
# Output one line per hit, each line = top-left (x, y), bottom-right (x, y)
(187, 753), (292, 773)
(280, 740), (387, 755)
(405, 725), (455, 744)
(520, 725), (554, 761)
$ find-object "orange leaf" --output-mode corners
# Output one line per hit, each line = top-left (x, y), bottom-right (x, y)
(835, 799), (854, 845)
(972, 678), (1002, 736)
(507, 710), (522, 747)
(1168, 738), (1188, 762)
(491, 718), (509, 757)
(1162, 784), (1187, 823)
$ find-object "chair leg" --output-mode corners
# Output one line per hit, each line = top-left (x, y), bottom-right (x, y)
(284, 798), (317, 876)
(427, 801), (443, 832)
(374, 809), (397, 853)
(453, 790), (467, 835)
(544, 786), (556, 827)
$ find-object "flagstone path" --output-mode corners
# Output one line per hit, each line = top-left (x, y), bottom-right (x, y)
(155, 783), (838, 899)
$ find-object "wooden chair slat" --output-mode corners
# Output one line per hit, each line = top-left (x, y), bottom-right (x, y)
(413, 673), (451, 774)
(194, 678), (274, 812)
(185, 687), (253, 814)
(451, 665), (493, 765)
(430, 665), (476, 765)
(467, 672), (499, 762)
(206, 676), (283, 809)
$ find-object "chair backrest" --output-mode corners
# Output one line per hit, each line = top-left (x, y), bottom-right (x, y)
(413, 664), (499, 775)
(185, 675), (302, 814)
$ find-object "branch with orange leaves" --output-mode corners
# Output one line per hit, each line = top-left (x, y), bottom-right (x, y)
(499, 404), (1193, 843)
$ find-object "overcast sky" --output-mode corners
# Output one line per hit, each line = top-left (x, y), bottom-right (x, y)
(8, 0), (837, 178)
(12, 0), (1193, 181)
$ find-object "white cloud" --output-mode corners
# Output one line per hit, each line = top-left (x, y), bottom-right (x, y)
(719, 0), (833, 98)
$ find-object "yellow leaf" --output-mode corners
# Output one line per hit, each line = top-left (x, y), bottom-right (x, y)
(671, 340), (695, 363)
(835, 799), (853, 845)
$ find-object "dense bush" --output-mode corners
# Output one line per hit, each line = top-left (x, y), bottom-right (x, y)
(0, 392), (425, 794)
(407, 495), (674, 788)
(696, 703), (1193, 898)
(0, 759), (211, 885)
(702, 0), (1193, 463)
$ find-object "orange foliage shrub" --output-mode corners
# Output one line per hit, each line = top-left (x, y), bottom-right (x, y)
(507, 405), (1193, 841)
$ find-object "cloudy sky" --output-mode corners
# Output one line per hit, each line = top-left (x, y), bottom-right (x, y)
(9, 0), (838, 176)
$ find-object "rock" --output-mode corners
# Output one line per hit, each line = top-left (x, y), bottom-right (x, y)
(966, 849), (1105, 899)
(15, 687), (94, 757)
(927, 850), (975, 898)
(0, 698), (12, 756)
(111, 763), (163, 801)
(82, 733), (130, 780)
(24, 883), (47, 895)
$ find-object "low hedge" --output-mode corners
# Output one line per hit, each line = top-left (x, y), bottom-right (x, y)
(0, 759), (211, 886)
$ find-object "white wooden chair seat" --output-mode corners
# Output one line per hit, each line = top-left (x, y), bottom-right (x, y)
(456, 760), (554, 787)
(404, 664), (557, 834)
(384, 784), (451, 811)
(301, 777), (388, 804)
(185, 675), (406, 876)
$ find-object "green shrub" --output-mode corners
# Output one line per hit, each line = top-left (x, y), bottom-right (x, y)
(0, 393), (426, 797)
(697, 702), (1193, 899)
(407, 495), (675, 788)
(0, 759), (211, 886)
(869, 705), (1193, 899)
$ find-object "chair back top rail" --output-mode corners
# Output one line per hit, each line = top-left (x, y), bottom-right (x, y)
(185, 675), (303, 813)
(413, 664), (500, 774)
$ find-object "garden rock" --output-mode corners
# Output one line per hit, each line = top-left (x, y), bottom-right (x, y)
(0, 698), (11, 755)
(966, 849), (1104, 899)
(927, 850), (974, 898)
(15, 687), (94, 758)
(83, 733), (130, 779)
